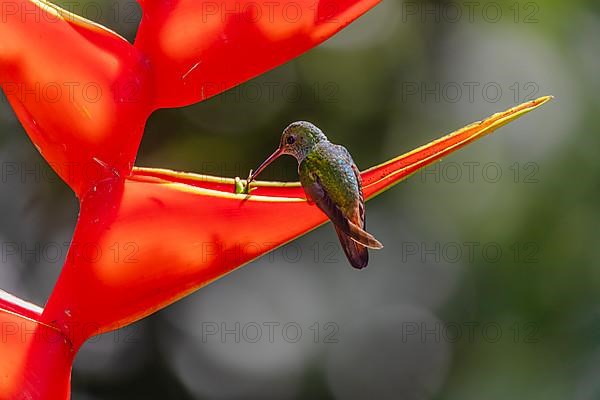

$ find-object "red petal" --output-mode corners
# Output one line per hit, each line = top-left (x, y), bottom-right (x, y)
(0, 0), (152, 196)
(41, 97), (551, 346)
(0, 292), (73, 400)
(134, 0), (381, 108)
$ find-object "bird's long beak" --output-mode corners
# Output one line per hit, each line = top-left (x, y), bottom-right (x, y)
(248, 148), (283, 183)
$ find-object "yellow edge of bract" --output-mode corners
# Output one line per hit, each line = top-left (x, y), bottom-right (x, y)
(161, 182), (305, 203)
(132, 96), (552, 203)
(0, 289), (43, 316)
(132, 167), (302, 188)
(0, 308), (64, 337)
(34, 0), (129, 42)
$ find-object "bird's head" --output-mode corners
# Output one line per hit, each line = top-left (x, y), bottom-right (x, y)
(248, 121), (327, 183)
(278, 121), (327, 160)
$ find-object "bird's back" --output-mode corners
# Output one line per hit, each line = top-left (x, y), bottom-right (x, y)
(300, 141), (361, 218)
(300, 141), (371, 269)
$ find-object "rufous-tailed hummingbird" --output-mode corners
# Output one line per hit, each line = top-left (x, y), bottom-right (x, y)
(248, 121), (383, 269)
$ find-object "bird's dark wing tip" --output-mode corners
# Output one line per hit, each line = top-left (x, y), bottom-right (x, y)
(335, 226), (369, 269)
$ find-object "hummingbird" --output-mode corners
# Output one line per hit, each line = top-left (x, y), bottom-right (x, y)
(248, 121), (383, 269)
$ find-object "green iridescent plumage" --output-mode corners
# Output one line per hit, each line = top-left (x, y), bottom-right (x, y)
(249, 121), (383, 269)
(299, 142), (360, 216)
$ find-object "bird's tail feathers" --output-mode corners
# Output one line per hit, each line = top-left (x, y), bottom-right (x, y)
(347, 221), (384, 249)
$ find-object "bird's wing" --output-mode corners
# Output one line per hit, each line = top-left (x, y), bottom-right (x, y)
(334, 225), (368, 269)
(351, 162), (366, 229)
(334, 145), (366, 228)
(302, 168), (382, 250)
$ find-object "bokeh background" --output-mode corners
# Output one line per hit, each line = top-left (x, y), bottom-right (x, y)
(1, 0), (599, 399)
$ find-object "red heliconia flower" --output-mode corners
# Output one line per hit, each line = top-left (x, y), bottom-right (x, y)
(0, 0), (551, 398)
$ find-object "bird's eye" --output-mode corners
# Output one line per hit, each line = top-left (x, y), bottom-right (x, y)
(286, 135), (296, 145)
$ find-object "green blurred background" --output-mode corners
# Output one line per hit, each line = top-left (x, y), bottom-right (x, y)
(1, 0), (599, 399)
